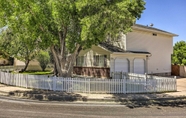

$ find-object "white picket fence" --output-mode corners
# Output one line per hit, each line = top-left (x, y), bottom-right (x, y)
(0, 71), (177, 94)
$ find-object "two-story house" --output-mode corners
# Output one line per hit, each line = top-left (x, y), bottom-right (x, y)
(73, 24), (178, 77)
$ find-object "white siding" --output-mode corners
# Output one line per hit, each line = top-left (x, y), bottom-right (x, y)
(78, 45), (111, 67)
(126, 30), (173, 74)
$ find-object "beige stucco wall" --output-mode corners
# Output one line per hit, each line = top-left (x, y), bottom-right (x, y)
(14, 58), (42, 71)
(78, 45), (111, 67)
(0, 59), (9, 65)
(126, 29), (173, 74)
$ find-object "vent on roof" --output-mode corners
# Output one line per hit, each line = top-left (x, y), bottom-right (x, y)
(152, 33), (157, 36)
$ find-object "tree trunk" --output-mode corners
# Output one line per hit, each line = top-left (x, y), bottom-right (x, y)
(50, 29), (82, 77)
(53, 62), (58, 76)
(66, 44), (81, 77)
(50, 45), (63, 76)
(50, 44), (81, 77)
(20, 59), (30, 72)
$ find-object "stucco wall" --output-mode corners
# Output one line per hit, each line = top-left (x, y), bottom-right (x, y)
(14, 59), (42, 71)
(126, 29), (173, 74)
(0, 59), (9, 65)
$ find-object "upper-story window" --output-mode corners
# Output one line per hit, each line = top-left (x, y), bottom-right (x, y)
(152, 33), (157, 36)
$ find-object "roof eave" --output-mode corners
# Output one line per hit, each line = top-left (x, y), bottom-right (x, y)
(112, 52), (151, 55)
(97, 45), (113, 53)
(132, 25), (178, 37)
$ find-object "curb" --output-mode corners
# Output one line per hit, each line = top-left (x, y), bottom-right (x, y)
(0, 90), (9, 95)
(1, 90), (186, 103)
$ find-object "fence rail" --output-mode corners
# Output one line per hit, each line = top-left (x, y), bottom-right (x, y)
(0, 71), (177, 94)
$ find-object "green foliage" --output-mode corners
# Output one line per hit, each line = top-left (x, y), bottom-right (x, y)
(172, 41), (186, 65)
(37, 50), (50, 71)
(0, 0), (145, 50)
(19, 71), (53, 75)
(0, 28), (39, 62)
(0, 0), (145, 76)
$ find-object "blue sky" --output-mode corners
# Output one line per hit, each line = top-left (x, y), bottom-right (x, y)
(136, 0), (186, 45)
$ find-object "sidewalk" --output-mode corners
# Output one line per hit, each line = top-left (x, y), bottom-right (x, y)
(0, 78), (186, 102)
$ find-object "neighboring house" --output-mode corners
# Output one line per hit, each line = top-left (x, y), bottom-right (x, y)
(13, 58), (42, 71)
(73, 24), (178, 77)
(0, 53), (14, 66)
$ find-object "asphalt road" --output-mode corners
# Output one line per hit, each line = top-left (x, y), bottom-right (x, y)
(0, 97), (186, 118)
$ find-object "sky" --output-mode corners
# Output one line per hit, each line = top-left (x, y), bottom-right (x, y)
(136, 0), (186, 45)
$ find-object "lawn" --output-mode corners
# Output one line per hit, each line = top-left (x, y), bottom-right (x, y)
(21, 71), (53, 75)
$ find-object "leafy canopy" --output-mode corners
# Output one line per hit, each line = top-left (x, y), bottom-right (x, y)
(0, 0), (145, 76)
(172, 41), (186, 65)
(0, 0), (145, 50)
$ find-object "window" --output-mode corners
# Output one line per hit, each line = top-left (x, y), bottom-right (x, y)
(152, 33), (157, 36)
(93, 55), (107, 67)
(76, 55), (107, 67)
(76, 56), (84, 66)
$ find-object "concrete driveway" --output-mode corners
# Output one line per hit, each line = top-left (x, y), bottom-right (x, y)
(177, 78), (186, 92)
(165, 78), (186, 96)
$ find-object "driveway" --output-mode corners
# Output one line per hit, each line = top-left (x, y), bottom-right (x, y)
(165, 78), (186, 96)
(177, 78), (186, 92)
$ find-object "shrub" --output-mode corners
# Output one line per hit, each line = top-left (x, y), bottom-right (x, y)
(37, 51), (50, 71)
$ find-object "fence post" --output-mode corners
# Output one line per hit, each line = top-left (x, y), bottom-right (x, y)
(26, 74), (28, 89)
(144, 73), (149, 93)
(145, 73), (147, 79)
(120, 72), (122, 79)
(174, 76), (177, 91)
(85, 78), (86, 93)
(111, 72), (114, 79)
(53, 76), (56, 91)
(89, 79), (90, 94)
(123, 75), (126, 94)
(0, 71), (1, 83)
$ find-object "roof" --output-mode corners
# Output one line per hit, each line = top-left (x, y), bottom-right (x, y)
(133, 24), (178, 37)
(99, 42), (150, 55)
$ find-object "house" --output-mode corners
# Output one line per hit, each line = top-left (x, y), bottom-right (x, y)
(73, 24), (178, 77)
(13, 58), (43, 71)
(0, 52), (14, 66)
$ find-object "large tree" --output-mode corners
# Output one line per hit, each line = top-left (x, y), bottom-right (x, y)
(172, 41), (186, 65)
(0, 0), (145, 77)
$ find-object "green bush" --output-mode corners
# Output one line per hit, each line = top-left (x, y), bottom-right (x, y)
(37, 50), (50, 71)
(172, 41), (186, 65)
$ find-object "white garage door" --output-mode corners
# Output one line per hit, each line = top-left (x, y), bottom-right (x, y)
(134, 59), (145, 74)
(115, 58), (128, 72)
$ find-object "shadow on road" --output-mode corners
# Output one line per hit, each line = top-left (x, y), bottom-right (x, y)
(9, 89), (87, 101)
(113, 94), (186, 109)
(7, 90), (186, 109)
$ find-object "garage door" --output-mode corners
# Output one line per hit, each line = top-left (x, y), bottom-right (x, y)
(134, 59), (145, 74)
(115, 58), (128, 72)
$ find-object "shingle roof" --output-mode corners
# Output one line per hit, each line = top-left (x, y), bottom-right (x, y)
(99, 42), (150, 54)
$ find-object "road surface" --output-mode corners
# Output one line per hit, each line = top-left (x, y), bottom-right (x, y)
(0, 97), (186, 118)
